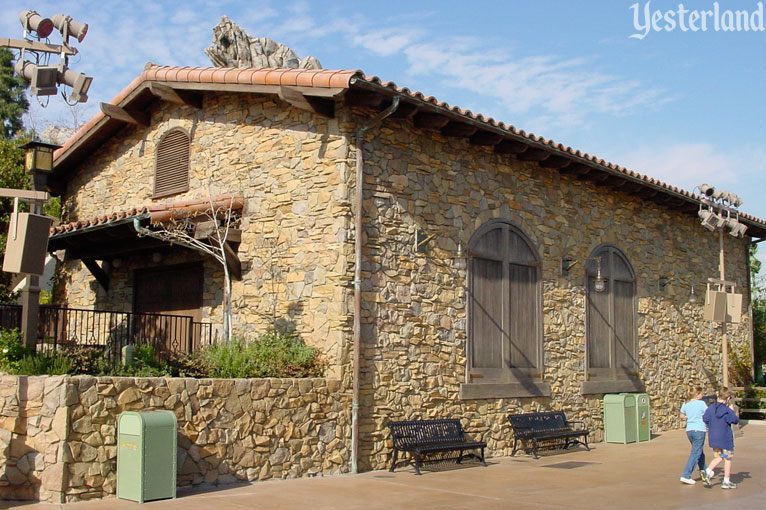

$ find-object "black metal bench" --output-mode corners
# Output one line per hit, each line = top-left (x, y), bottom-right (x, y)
(508, 411), (590, 459)
(388, 419), (487, 475)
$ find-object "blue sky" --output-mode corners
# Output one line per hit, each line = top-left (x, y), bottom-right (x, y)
(3, 1), (766, 248)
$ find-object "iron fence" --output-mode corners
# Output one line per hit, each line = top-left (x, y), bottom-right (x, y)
(0, 304), (215, 357)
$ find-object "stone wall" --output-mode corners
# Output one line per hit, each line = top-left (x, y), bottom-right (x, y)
(52, 93), (755, 479)
(0, 376), (68, 502)
(346, 109), (752, 471)
(0, 375), (350, 503)
(58, 92), (353, 372)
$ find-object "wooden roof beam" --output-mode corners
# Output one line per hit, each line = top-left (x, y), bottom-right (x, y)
(389, 101), (419, 119)
(558, 163), (591, 176)
(100, 103), (150, 126)
(344, 89), (386, 108)
(469, 130), (504, 146)
(148, 82), (202, 109)
(278, 86), (334, 118)
(495, 140), (528, 155)
(441, 122), (478, 137)
(585, 170), (610, 182)
(539, 156), (571, 169)
(516, 148), (550, 162)
(413, 112), (450, 129)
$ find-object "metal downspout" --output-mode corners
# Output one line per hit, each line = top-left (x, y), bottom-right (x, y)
(352, 96), (400, 474)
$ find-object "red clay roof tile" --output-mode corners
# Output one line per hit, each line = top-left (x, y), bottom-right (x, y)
(48, 64), (766, 229)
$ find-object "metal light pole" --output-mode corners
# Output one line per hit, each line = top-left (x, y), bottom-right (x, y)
(697, 183), (747, 389)
(719, 228), (729, 388)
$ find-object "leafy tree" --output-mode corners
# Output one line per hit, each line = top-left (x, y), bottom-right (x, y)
(0, 49), (29, 139)
(751, 244), (766, 384)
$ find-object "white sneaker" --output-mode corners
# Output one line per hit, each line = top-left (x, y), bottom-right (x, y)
(680, 477), (696, 485)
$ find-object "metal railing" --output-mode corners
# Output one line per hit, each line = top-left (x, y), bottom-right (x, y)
(0, 304), (215, 357)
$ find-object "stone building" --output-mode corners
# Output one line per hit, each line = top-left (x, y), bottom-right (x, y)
(48, 64), (765, 472)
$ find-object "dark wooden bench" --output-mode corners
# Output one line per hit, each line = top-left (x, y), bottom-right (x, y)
(508, 411), (590, 459)
(388, 419), (487, 475)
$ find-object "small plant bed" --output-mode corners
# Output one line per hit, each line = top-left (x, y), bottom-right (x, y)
(0, 327), (324, 378)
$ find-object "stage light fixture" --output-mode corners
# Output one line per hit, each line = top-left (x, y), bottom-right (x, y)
(13, 60), (58, 96)
(18, 10), (54, 38)
(52, 14), (88, 44)
(58, 68), (92, 103)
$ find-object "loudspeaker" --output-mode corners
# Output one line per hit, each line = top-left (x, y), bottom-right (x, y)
(704, 290), (727, 322)
(2, 212), (53, 275)
(726, 293), (743, 323)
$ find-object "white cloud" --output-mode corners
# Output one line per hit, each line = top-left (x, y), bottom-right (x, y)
(619, 143), (743, 190)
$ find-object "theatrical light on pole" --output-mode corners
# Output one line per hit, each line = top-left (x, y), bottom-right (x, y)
(698, 208), (723, 231)
(52, 14), (88, 44)
(18, 10), (54, 38)
(721, 191), (743, 208)
(728, 221), (747, 238)
(58, 67), (92, 103)
(698, 183), (715, 197)
(13, 60), (58, 96)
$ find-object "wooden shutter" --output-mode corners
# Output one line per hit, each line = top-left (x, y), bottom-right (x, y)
(510, 263), (537, 369)
(586, 246), (637, 379)
(470, 257), (504, 375)
(613, 280), (636, 373)
(468, 220), (541, 382)
(154, 129), (190, 198)
(587, 276), (611, 370)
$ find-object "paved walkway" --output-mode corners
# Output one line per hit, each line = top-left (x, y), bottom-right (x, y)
(3, 421), (765, 510)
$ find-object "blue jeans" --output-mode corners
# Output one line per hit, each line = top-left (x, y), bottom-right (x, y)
(682, 430), (706, 478)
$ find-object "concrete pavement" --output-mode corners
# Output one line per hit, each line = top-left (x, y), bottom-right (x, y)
(3, 421), (765, 510)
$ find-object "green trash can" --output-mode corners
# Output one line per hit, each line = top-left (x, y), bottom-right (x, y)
(633, 393), (651, 442)
(117, 410), (177, 503)
(603, 393), (637, 444)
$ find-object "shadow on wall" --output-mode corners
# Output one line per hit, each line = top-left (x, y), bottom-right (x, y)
(0, 377), (41, 501)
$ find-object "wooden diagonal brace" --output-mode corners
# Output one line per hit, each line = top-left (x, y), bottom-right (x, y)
(100, 103), (150, 126)
(148, 83), (203, 109)
(278, 86), (334, 118)
(82, 258), (109, 291)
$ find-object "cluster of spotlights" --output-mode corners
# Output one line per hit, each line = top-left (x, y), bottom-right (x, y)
(697, 183), (747, 238)
(13, 10), (91, 104)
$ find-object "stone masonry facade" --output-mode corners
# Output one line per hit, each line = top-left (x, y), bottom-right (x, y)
(51, 93), (752, 480)
(348, 111), (750, 470)
(0, 375), (349, 503)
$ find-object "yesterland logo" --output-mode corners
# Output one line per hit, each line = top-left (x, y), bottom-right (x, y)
(630, 1), (766, 39)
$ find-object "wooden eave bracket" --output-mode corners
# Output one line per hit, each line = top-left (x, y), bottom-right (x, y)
(222, 241), (242, 281)
(148, 82), (203, 109)
(82, 258), (109, 291)
(100, 102), (150, 126)
(278, 86), (334, 118)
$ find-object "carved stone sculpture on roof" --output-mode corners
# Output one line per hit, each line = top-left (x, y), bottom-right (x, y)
(205, 15), (322, 69)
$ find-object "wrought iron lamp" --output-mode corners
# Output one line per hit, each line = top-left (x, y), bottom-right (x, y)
(561, 256), (606, 292)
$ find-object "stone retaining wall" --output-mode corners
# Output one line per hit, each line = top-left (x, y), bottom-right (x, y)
(0, 375), (350, 503)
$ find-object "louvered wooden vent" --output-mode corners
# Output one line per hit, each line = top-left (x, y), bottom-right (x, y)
(154, 128), (190, 198)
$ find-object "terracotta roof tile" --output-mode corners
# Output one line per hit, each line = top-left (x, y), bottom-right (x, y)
(49, 64), (766, 230)
(50, 194), (245, 236)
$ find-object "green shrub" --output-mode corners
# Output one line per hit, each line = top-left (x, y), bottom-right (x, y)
(0, 329), (31, 373)
(15, 350), (73, 375)
(62, 346), (111, 375)
(202, 337), (256, 378)
(201, 329), (323, 378)
(0, 327), (323, 379)
(249, 329), (324, 378)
